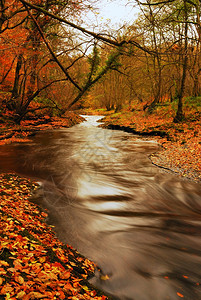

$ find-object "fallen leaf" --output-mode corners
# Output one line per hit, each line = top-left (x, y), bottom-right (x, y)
(177, 292), (184, 298)
(17, 291), (26, 299)
(100, 274), (109, 280)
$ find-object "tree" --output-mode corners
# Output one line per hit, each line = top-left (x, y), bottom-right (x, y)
(1, 0), (200, 123)
(0, 0), (131, 122)
(173, 0), (189, 122)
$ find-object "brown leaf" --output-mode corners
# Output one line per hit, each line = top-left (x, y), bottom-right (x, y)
(28, 292), (46, 299)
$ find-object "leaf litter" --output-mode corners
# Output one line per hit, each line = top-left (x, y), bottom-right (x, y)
(0, 173), (109, 300)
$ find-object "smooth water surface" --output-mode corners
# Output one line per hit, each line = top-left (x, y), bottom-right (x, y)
(0, 115), (201, 300)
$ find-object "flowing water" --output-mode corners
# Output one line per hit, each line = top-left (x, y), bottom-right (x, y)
(0, 115), (201, 300)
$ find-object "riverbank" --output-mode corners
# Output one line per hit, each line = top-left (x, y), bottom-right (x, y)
(0, 112), (84, 146)
(80, 100), (200, 182)
(100, 107), (200, 182)
(0, 173), (110, 300)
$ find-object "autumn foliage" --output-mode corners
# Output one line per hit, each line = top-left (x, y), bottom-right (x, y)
(0, 173), (109, 300)
(100, 98), (201, 182)
(0, 0), (91, 122)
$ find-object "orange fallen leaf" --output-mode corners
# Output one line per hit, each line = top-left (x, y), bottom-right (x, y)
(0, 261), (9, 267)
(17, 291), (26, 299)
(60, 270), (70, 279)
(90, 290), (97, 296)
(15, 275), (24, 284)
(177, 292), (184, 298)
(28, 292), (46, 299)
(0, 284), (13, 294)
(100, 274), (109, 280)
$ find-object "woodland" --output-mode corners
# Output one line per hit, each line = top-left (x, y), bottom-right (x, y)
(1, 0), (200, 178)
(0, 0), (200, 122)
(0, 0), (201, 298)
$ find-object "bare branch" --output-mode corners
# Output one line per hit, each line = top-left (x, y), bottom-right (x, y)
(22, 2), (82, 91)
(28, 79), (67, 102)
(138, 0), (176, 5)
(0, 55), (17, 84)
(19, 0), (154, 55)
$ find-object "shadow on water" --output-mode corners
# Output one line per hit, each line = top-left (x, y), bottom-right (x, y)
(0, 115), (201, 300)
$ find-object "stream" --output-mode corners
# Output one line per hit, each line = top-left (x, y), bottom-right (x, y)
(0, 115), (201, 300)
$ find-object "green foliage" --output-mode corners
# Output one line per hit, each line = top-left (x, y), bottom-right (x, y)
(88, 45), (101, 79)
(185, 96), (201, 108)
(110, 112), (121, 118)
(33, 96), (52, 105)
(106, 51), (122, 70)
(170, 100), (180, 113)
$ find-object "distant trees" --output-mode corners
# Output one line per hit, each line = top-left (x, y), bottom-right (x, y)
(87, 0), (201, 121)
(0, 0), (200, 122)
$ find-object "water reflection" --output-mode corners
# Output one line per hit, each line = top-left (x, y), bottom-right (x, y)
(0, 116), (201, 300)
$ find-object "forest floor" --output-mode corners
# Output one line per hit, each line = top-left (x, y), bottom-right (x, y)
(82, 97), (201, 183)
(0, 173), (109, 300)
(0, 111), (84, 146)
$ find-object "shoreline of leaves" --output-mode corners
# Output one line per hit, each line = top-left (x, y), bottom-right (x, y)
(0, 173), (109, 300)
(101, 107), (201, 183)
(0, 112), (84, 146)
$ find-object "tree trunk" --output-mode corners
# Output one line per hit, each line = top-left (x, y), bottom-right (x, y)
(174, 0), (188, 123)
(6, 54), (23, 111)
(115, 103), (122, 112)
(147, 4), (162, 113)
(193, 69), (201, 97)
(11, 54), (23, 99)
(193, 74), (199, 97)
